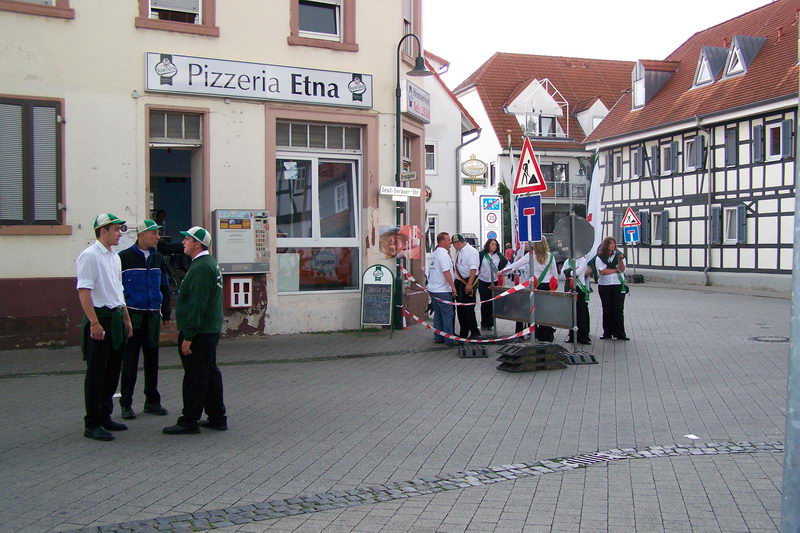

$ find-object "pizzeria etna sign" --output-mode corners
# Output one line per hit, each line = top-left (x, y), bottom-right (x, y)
(146, 52), (373, 109)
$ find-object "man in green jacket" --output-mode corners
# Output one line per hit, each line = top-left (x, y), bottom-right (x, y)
(163, 226), (227, 434)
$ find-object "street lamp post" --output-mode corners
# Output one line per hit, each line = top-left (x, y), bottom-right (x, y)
(393, 33), (431, 328)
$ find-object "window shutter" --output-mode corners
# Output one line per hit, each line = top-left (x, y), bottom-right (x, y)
(639, 210), (650, 244)
(670, 141), (679, 172)
(605, 153), (612, 183)
(613, 211), (623, 243)
(724, 130), (736, 166)
(32, 106), (58, 222)
(151, 0), (200, 14)
(0, 103), (24, 221)
(736, 204), (747, 243)
(661, 210), (669, 244)
(781, 119), (793, 159)
(635, 148), (644, 177)
(650, 145), (660, 175)
(710, 205), (721, 244)
(693, 136), (705, 169)
(753, 125), (764, 162)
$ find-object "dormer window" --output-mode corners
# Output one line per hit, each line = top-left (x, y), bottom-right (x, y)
(722, 35), (766, 79)
(726, 48), (745, 76)
(540, 116), (556, 137)
(693, 46), (727, 87)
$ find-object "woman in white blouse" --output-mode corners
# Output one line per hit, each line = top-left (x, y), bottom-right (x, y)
(502, 239), (559, 341)
(477, 238), (508, 330)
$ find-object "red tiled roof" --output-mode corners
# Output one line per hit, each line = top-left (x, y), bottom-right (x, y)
(425, 58), (480, 132)
(586, 0), (800, 144)
(453, 53), (634, 150)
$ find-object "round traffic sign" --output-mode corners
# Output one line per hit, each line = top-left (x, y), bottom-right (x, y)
(487, 231), (497, 240)
(486, 212), (497, 223)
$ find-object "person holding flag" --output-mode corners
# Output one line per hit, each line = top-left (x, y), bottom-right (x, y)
(561, 256), (592, 345)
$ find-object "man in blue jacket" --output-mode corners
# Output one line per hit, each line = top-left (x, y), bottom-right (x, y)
(118, 219), (171, 420)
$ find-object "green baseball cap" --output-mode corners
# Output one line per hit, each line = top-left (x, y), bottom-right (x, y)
(137, 219), (162, 234)
(93, 213), (126, 230)
(180, 226), (212, 247)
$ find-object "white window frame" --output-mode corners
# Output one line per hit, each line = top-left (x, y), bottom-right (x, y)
(766, 123), (783, 160)
(685, 139), (698, 171)
(726, 47), (745, 77)
(651, 211), (663, 245)
(723, 206), (739, 245)
(298, 0), (342, 42)
(631, 148), (642, 178)
(694, 56), (713, 86)
(614, 153), (622, 179)
(402, 0), (413, 55)
(333, 182), (348, 213)
(661, 144), (673, 175)
(149, 0), (202, 25)
(276, 151), (361, 293)
(632, 78), (645, 109)
(424, 140), (437, 174)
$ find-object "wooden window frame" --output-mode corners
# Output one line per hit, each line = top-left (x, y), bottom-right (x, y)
(135, 0), (219, 37)
(289, 0), (357, 52)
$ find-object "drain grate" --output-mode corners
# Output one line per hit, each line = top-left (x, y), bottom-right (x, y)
(562, 452), (625, 466)
(748, 336), (789, 343)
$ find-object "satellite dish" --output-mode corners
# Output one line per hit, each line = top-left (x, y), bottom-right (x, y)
(552, 215), (594, 258)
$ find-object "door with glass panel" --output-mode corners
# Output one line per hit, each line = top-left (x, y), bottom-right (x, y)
(276, 156), (360, 292)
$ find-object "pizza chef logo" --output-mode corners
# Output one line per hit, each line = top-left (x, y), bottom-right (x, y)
(155, 54), (178, 85)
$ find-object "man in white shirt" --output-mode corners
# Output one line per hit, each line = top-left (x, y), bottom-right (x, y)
(427, 232), (457, 345)
(452, 233), (481, 339)
(76, 213), (134, 441)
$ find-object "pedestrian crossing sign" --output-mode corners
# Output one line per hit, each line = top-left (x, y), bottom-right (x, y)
(620, 207), (641, 227)
(512, 137), (547, 195)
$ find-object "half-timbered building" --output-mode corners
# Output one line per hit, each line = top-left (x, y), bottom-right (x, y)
(585, 0), (799, 291)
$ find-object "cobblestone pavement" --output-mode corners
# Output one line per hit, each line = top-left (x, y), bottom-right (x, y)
(0, 284), (790, 532)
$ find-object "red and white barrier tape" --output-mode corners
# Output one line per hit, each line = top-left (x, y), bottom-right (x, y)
(401, 267), (532, 307)
(402, 308), (534, 344)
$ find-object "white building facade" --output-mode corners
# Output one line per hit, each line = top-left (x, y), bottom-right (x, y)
(0, 0), (432, 348)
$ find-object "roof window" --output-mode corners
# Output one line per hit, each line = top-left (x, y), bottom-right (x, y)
(722, 35), (766, 78)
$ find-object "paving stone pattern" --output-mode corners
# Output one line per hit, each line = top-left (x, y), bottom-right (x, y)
(0, 285), (790, 532)
(56, 441), (783, 532)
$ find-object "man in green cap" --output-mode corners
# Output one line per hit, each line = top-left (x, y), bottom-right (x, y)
(163, 226), (227, 434)
(118, 219), (172, 420)
(76, 213), (134, 441)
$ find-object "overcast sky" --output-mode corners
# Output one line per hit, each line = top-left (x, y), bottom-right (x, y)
(423, 0), (773, 88)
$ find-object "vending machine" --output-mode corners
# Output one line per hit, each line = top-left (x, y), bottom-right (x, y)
(212, 210), (270, 309)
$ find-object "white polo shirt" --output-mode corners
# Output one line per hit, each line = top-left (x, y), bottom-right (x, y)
(76, 240), (126, 308)
(455, 243), (480, 279)
(427, 246), (455, 293)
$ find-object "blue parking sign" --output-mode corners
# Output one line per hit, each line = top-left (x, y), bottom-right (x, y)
(624, 225), (640, 244)
(517, 195), (542, 242)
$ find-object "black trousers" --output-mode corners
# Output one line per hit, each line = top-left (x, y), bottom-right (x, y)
(119, 313), (161, 408)
(477, 280), (496, 329)
(598, 284), (627, 338)
(177, 332), (226, 428)
(83, 316), (124, 428)
(566, 292), (591, 342)
(533, 282), (555, 342)
(455, 278), (480, 338)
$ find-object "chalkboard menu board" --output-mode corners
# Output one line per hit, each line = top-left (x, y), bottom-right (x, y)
(361, 265), (394, 326)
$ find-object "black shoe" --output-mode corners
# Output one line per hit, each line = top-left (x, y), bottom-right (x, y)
(600, 335), (613, 339)
(143, 404), (168, 416)
(121, 406), (136, 420)
(199, 420), (228, 431)
(578, 339), (592, 345)
(615, 336), (631, 341)
(84, 426), (114, 441)
(102, 419), (128, 431)
(566, 336), (575, 343)
(163, 424), (200, 435)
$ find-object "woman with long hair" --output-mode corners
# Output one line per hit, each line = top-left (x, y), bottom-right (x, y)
(595, 236), (629, 340)
(477, 238), (508, 330)
(502, 239), (559, 341)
